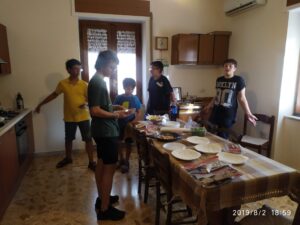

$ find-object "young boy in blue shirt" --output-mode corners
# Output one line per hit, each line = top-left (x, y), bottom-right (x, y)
(114, 78), (142, 173)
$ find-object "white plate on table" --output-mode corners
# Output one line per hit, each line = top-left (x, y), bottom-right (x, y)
(186, 136), (210, 145)
(217, 152), (249, 165)
(163, 142), (186, 151)
(171, 149), (201, 161)
(194, 143), (223, 154)
(161, 121), (180, 128)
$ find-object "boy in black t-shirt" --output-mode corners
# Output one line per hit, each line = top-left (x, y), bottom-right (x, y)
(146, 61), (176, 115)
(203, 59), (257, 138)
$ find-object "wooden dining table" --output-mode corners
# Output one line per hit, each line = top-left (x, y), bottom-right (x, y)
(147, 131), (300, 225)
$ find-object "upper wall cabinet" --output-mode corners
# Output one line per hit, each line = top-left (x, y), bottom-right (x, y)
(287, 0), (300, 6)
(171, 34), (199, 65)
(0, 24), (11, 74)
(171, 31), (231, 66)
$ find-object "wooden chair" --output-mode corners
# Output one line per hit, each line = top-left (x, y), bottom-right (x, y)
(148, 139), (197, 225)
(133, 129), (156, 203)
(239, 192), (299, 225)
(240, 114), (275, 157)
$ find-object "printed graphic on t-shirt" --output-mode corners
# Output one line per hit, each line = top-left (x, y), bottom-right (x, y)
(122, 101), (129, 109)
(214, 81), (238, 108)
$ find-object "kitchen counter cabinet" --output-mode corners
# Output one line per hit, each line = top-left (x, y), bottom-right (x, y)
(0, 110), (34, 220)
(0, 127), (19, 217)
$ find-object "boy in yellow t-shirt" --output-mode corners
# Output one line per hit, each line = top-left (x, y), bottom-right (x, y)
(35, 59), (96, 170)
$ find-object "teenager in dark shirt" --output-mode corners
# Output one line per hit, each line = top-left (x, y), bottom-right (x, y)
(203, 59), (257, 138)
(146, 61), (176, 115)
(88, 50), (132, 221)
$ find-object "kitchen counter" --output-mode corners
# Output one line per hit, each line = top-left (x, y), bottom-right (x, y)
(0, 109), (32, 137)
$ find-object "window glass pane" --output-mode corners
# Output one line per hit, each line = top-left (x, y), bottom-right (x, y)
(87, 28), (108, 52)
(117, 53), (136, 95)
(117, 31), (136, 54)
(117, 31), (136, 95)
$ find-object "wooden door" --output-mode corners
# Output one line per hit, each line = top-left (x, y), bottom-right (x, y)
(79, 20), (142, 102)
(287, 0), (300, 6)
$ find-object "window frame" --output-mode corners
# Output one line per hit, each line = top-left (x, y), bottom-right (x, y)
(294, 57), (300, 116)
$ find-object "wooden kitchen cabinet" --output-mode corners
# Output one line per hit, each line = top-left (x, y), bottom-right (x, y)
(198, 34), (214, 64)
(171, 34), (199, 65)
(0, 24), (11, 74)
(0, 128), (19, 217)
(198, 32), (231, 65)
(212, 31), (231, 65)
(172, 31), (231, 65)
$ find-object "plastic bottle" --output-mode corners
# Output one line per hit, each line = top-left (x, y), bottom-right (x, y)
(169, 102), (178, 121)
(16, 93), (24, 110)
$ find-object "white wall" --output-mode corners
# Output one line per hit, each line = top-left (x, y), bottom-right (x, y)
(0, 0), (82, 153)
(222, 1), (289, 136)
(150, 0), (225, 97)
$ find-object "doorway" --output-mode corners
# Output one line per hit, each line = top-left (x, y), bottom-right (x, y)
(79, 20), (142, 102)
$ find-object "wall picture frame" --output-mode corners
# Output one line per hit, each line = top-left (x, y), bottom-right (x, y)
(155, 37), (168, 50)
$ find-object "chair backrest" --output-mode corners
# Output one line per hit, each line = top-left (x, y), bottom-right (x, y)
(134, 129), (151, 165)
(243, 113), (275, 147)
(148, 139), (172, 194)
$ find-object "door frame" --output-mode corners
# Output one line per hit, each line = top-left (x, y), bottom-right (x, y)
(76, 13), (151, 104)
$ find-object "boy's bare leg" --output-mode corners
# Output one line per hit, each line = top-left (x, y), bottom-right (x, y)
(85, 140), (94, 163)
(95, 158), (103, 197)
(125, 143), (131, 161)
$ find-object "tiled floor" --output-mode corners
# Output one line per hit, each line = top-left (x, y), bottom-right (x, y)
(0, 149), (298, 225)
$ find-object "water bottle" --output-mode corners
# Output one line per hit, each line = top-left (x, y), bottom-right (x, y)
(16, 92), (24, 110)
(169, 102), (178, 121)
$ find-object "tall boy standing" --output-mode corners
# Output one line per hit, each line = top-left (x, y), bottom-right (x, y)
(88, 50), (131, 220)
(204, 58), (257, 138)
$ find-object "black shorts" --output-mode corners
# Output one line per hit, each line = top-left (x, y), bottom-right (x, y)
(93, 137), (119, 164)
(65, 120), (92, 142)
